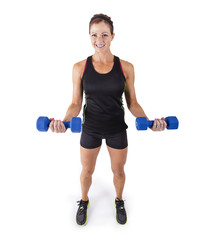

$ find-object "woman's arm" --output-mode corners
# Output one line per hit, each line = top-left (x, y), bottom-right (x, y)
(63, 61), (84, 122)
(50, 61), (85, 133)
(121, 60), (167, 131)
(122, 61), (149, 120)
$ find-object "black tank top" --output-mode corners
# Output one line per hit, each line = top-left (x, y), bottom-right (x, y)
(81, 55), (128, 135)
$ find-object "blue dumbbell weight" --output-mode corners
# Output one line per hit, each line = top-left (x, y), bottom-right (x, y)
(136, 116), (179, 130)
(36, 116), (82, 133)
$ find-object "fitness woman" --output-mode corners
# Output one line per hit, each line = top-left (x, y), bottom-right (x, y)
(49, 13), (167, 225)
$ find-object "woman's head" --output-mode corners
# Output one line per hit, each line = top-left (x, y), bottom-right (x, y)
(89, 14), (115, 53)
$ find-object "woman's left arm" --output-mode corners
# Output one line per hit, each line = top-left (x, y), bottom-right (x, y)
(122, 61), (149, 120)
(122, 61), (167, 131)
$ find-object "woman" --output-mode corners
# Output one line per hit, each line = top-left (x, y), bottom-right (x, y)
(49, 13), (167, 225)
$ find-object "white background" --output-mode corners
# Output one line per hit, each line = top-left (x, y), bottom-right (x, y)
(0, 0), (204, 239)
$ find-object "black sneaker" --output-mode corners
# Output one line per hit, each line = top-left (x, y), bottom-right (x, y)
(115, 198), (127, 225)
(76, 199), (89, 225)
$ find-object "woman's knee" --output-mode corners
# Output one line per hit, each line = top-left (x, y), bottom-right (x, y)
(112, 168), (125, 178)
(81, 167), (95, 178)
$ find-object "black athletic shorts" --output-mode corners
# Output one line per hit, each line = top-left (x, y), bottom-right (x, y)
(80, 129), (128, 149)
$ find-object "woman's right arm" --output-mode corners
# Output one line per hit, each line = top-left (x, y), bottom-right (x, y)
(49, 61), (84, 133)
(63, 62), (83, 122)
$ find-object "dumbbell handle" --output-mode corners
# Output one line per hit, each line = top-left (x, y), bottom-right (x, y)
(146, 120), (155, 128)
(51, 119), (82, 131)
(145, 118), (177, 128)
(49, 119), (70, 129)
(60, 121), (70, 129)
(138, 118), (169, 128)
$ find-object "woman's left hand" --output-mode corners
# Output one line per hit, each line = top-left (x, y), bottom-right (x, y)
(150, 117), (167, 131)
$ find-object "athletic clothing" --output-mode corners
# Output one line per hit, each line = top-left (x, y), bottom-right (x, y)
(80, 55), (128, 149)
(80, 129), (128, 149)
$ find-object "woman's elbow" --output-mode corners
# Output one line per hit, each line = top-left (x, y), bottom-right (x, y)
(128, 101), (138, 110)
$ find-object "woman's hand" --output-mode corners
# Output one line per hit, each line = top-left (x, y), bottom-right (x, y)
(150, 117), (167, 131)
(49, 118), (67, 133)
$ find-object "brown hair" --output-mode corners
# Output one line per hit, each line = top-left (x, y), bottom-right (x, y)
(89, 13), (114, 35)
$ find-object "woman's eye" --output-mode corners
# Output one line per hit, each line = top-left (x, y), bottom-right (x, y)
(91, 34), (108, 37)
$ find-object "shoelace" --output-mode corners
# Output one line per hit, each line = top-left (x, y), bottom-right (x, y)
(77, 200), (88, 215)
(115, 199), (126, 215)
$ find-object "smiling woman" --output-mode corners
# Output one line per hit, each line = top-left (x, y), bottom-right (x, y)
(50, 13), (167, 226)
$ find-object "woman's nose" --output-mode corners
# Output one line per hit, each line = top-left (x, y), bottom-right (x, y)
(96, 36), (103, 42)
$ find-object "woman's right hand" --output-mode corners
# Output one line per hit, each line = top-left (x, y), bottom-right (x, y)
(49, 119), (67, 133)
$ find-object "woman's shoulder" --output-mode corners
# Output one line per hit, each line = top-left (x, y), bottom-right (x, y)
(119, 58), (134, 79)
(73, 58), (87, 79)
(120, 58), (134, 68)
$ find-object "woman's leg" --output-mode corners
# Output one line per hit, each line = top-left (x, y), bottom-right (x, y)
(80, 145), (101, 201)
(107, 146), (128, 200)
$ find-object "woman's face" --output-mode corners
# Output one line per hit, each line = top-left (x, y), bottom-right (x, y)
(90, 22), (115, 53)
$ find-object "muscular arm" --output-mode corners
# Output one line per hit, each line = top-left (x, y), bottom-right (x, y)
(63, 62), (84, 122)
(121, 60), (149, 121)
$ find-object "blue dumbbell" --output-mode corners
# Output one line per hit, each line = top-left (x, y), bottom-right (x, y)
(36, 116), (82, 133)
(136, 116), (179, 130)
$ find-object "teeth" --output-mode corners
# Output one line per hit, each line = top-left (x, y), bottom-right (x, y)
(96, 44), (105, 48)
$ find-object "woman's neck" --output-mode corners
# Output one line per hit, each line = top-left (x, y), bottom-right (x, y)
(92, 51), (114, 64)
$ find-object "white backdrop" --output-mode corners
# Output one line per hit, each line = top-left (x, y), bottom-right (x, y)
(0, 0), (204, 239)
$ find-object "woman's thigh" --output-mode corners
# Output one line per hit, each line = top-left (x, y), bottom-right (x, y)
(80, 145), (101, 172)
(107, 145), (128, 172)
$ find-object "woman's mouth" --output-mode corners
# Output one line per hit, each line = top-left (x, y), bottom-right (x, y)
(95, 44), (105, 49)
